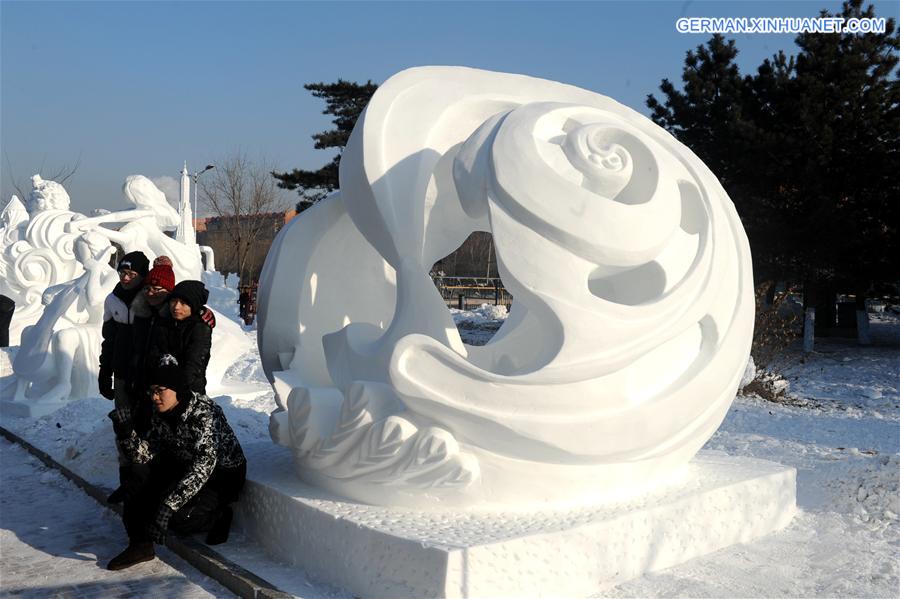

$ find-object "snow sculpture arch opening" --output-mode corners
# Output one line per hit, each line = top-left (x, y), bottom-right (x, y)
(258, 67), (754, 509)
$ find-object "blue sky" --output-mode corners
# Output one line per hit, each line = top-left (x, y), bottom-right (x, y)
(1, 1), (895, 213)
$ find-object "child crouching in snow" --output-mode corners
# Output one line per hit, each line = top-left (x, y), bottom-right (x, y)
(106, 356), (246, 571)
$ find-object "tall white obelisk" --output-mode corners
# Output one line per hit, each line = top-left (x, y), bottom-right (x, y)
(175, 162), (195, 244)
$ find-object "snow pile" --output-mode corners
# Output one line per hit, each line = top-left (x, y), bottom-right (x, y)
(222, 332), (269, 387)
(450, 302), (509, 325)
(822, 454), (900, 532)
(203, 274), (241, 323)
(770, 340), (900, 419)
(740, 366), (792, 402)
(450, 303), (509, 346)
(8, 396), (121, 488)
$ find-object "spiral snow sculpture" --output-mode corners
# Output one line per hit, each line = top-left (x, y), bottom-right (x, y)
(258, 67), (754, 509)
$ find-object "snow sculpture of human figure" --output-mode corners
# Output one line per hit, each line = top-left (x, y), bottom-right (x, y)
(66, 175), (202, 282)
(0, 177), (85, 344)
(0, 195), (29, 288)
(12, 231), (119, 403)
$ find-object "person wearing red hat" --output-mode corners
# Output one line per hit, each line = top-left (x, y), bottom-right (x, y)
(107, 257), (216, 505)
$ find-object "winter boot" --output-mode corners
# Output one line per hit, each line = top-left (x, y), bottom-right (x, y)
(106, 542), (155, 570)
(205, 506), (233, 545)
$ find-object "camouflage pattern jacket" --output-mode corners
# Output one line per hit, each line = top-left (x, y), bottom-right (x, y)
(119, 393), (246, 512)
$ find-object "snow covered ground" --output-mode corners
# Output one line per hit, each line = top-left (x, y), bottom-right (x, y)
(0, 437), (232, 597)
(1, 304), (897, 597)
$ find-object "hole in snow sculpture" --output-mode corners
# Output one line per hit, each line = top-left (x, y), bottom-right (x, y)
(430, 231), (512, 346)
(256, 67), (754, 510)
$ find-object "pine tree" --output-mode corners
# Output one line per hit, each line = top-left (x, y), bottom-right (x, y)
(787, 0), (899, 308)
(648, 1), (898, 350)
(647, 1), (898, 335)
(272, 80), (378, 211)
(647, 34), (749, 189)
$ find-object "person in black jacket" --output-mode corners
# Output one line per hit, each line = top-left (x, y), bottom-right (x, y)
(99, 251), (149, 502)
(147, 280), (213, 395)
(105, 257), (177, 505)
(109, 261), (219, 505)
(99, 251), (149, 402)
(106, 358), (246, 570)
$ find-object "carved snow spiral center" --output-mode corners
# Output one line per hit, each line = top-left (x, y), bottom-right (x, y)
(562, 124), (634, 198)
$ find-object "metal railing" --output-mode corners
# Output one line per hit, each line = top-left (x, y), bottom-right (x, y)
(431, 275), (512, 309)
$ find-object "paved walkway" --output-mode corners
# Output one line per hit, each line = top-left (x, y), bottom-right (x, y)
(0, 437), (234, 598)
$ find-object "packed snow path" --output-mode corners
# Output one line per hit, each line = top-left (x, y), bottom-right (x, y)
(0, 438), (233, 598)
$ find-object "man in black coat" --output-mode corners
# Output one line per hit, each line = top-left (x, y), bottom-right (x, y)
(106, 358), (246, 570)
(98, 251), (149, 502)
(99, 251), (150, 402)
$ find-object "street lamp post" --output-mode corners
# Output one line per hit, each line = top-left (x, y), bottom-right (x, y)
(192, 164), (215, 224)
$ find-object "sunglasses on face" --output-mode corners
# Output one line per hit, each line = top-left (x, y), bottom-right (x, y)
(144, 286), (168, 295)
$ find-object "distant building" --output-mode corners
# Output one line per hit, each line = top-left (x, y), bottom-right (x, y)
(196, 209), (297, 283)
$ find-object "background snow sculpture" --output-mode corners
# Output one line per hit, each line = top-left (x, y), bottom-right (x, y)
(1, 174), (246, 409)
(0, 178), (86, 344)
(259, 66), (755, 509)
(65, 175), (202, 281)
(11, 231), (117, 404)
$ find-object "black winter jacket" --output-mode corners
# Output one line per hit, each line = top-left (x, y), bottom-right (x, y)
(147, 314), (212, 395)
(129, 293), (171, 393)
(99, 283), (143, 377)
(118, 392), (246, 512)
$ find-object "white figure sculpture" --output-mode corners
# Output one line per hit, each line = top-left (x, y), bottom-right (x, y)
(258, 66), (754, 509)
(0, 179), (85, 344)
(11, 231), (117, 404)
(26, 174), (71, 215)
(66, 175), (202, 281)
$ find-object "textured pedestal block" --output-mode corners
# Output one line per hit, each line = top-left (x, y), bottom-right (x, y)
(237, 444), (796, 598)
(0, 399), (66, 419)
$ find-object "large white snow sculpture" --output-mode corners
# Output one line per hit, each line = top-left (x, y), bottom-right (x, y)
(0, 177), (86, 344)
(11, 231), (117, 405)
(258, 67), (755, 509)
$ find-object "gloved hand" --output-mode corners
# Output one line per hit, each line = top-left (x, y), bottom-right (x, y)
(148, 504), (175, 544)
(98, 367), (114, 400)
(107, 407), (133, 439)
(200, 306), (216, 329)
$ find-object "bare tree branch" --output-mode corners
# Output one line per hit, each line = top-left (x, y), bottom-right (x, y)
(3, 150), (82, 199)
(200, 151), (290, 283)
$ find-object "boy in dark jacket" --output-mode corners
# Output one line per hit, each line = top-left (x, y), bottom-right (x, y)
(99, 251), (149, 402)
(99, 251), (148, 502)
(106, 357), (246, 570)
(147, 280), (213, 395)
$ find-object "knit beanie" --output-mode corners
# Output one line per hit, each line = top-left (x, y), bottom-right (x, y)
(147, 355), (186, 392)
(168, 280), (209, 315)
(144, 263), (176, 291)
(117, 251), (149, 276)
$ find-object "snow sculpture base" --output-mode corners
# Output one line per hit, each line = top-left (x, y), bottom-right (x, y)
(0, 399), (66, 419)
(237, 444), (796, 598)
